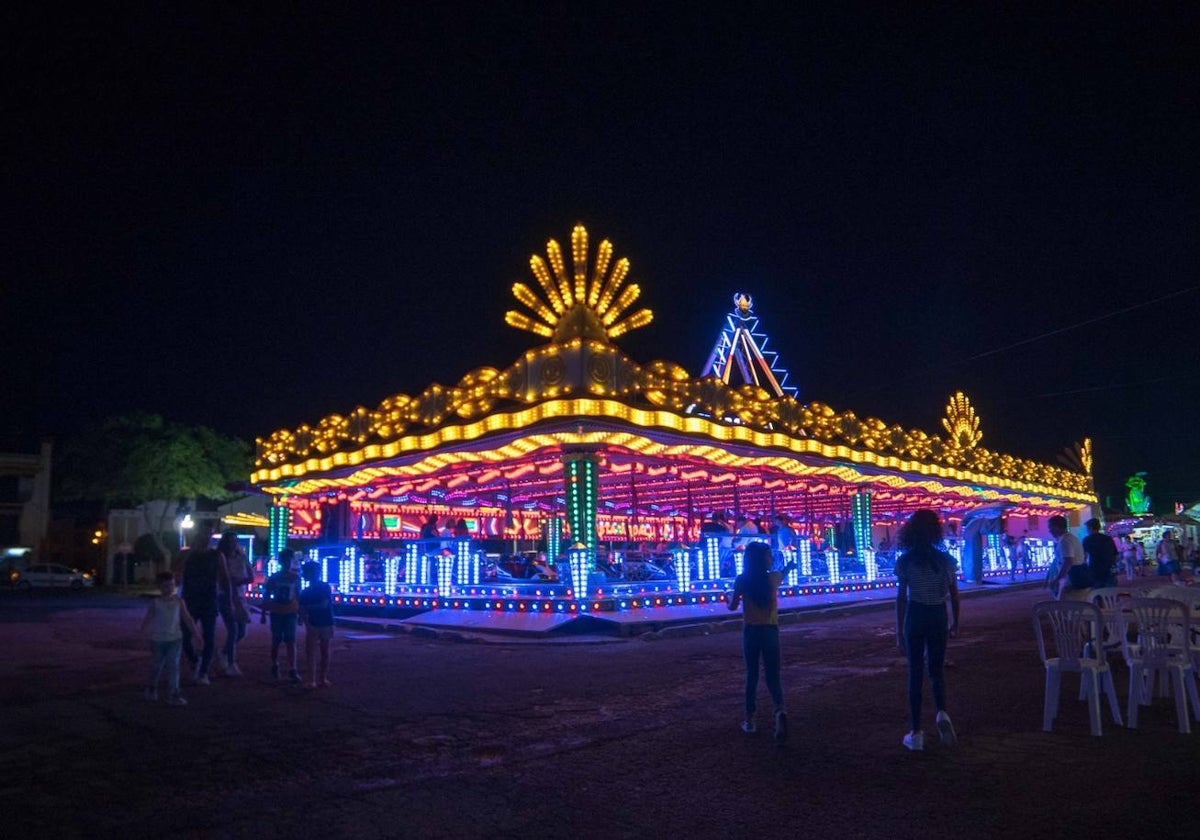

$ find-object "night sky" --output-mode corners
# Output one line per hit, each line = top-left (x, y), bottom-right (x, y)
(6, 5), (1198, 510)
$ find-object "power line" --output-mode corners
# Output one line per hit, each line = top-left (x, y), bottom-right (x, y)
(963, 285), (1199, 364)
(859, 284), (1199, 398)
(1036, 370), (1200, 398)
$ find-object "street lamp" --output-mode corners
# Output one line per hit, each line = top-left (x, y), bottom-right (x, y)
(179, 514), (194, 549)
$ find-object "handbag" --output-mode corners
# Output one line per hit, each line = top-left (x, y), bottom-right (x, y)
(233, 591), (251, 624)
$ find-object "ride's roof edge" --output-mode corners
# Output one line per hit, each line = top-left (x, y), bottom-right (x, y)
(253, 337), (1093, 503)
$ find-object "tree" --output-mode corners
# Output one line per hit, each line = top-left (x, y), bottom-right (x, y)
(56, 413), (252, 563)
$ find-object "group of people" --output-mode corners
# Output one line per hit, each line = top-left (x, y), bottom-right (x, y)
(141, 522), (336, 705)
(419, 515), (472, 540)
(1144, 531), (1194, 583)
(257, 548), (336, 688)
(1048, 517), (1195, 599)
(700, 511), (799, 576)
(728, 508), (960, 752)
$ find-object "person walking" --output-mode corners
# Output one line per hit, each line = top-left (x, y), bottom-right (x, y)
(1081, 519), (1118, 589)
(140, 571), (197, 706)
(298, 561), (336, 688)
(895, 509), (960, 751)
(1014, 530), (1030, 581)
(216, 531), (253, 677)
(1119, 536), (1137, 582)
(1156, 533), (1182, 583)
(180, 521), (232, 686)
(727, 542), (791, 744)
(264, 549), (302, 683)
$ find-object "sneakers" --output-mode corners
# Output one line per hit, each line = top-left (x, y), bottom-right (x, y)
(936, 711), (957, 746)
(194, 673), (210, 686)
(773, 710), (789, 745)
(903, 731), (924, 751)
(306, 681), (318, 690)
(270, 662), (280, 680)
(740, 719), (757, 734)
(167, 694), (187, 706)
(288, 669), (302, 685)
(225, 663), (242, 677)
(319, 679), (332, 688)
(144, 687), (158, 702)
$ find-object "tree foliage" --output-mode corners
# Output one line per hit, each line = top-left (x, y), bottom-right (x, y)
(57, 413), (250, 505)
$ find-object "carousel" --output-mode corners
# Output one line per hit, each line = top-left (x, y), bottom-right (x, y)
(249, 224), (1098, 621)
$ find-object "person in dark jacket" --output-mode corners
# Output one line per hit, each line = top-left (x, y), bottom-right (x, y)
(180, 520), (231, 685)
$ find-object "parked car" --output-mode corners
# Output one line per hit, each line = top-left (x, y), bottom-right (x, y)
(10, 564), (95, 590)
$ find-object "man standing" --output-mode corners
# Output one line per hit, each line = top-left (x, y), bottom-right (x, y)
(1156, 533), (1182, 583)
(1081, 519), (1118, 589)
(771, 514), (797, 568)
(733, 515), (761, 549)
(1048, 516), (1086, 600)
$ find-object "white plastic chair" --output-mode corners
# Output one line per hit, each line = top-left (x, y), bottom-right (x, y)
(1142, 588), (1200, 694)
(1088, 587), (1128, 655)
(1119, 598), (1200, 733)
(1033, 600), (1123, 736)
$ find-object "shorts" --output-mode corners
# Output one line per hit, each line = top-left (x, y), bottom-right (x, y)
(306, 624), (334, 641)
(270, 613), (298, 644)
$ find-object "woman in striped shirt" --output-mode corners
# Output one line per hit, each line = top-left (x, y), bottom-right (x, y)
(895, 509), (960, 751)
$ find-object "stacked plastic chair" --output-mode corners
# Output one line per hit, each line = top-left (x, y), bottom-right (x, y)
(1033, 601), (1123, 736)
(1088, 587), (1129, 656)
(1119, 597), (1200, 734)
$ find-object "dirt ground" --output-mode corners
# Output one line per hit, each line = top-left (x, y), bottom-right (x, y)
(2, 586), (1197, 839)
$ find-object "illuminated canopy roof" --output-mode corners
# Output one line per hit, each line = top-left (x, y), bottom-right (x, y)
(253, 224), (1095, 522)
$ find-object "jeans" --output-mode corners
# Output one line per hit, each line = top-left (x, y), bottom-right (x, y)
(187, 612), (217, 677)
(743, 624), (783, 717)
(904, 602), (948, 732)
(149, 639), (183, 697)
(220, 603), (246, 666)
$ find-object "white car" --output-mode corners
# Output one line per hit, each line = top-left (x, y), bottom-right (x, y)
(10, 563), (95, 590)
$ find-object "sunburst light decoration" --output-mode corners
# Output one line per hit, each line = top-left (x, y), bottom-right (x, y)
(942, 391), (982, 448)
(1057, 437), (1093, 475)
(505, 223), (654, 344)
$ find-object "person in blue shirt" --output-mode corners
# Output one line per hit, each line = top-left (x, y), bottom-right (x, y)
(771, 514), (797, 568)
(298, 560), (336, 688)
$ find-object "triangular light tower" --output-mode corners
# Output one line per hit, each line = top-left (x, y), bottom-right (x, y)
(700, 293), (797, 398)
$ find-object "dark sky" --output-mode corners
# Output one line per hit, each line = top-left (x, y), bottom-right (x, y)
(5, 5), (1198, 510)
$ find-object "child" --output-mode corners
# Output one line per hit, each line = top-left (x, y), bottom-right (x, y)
(140, 571), (197, 706)
(727, 542), (792, 744)
(298, 561), (335, 688)
(264, 549), (302, 683)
